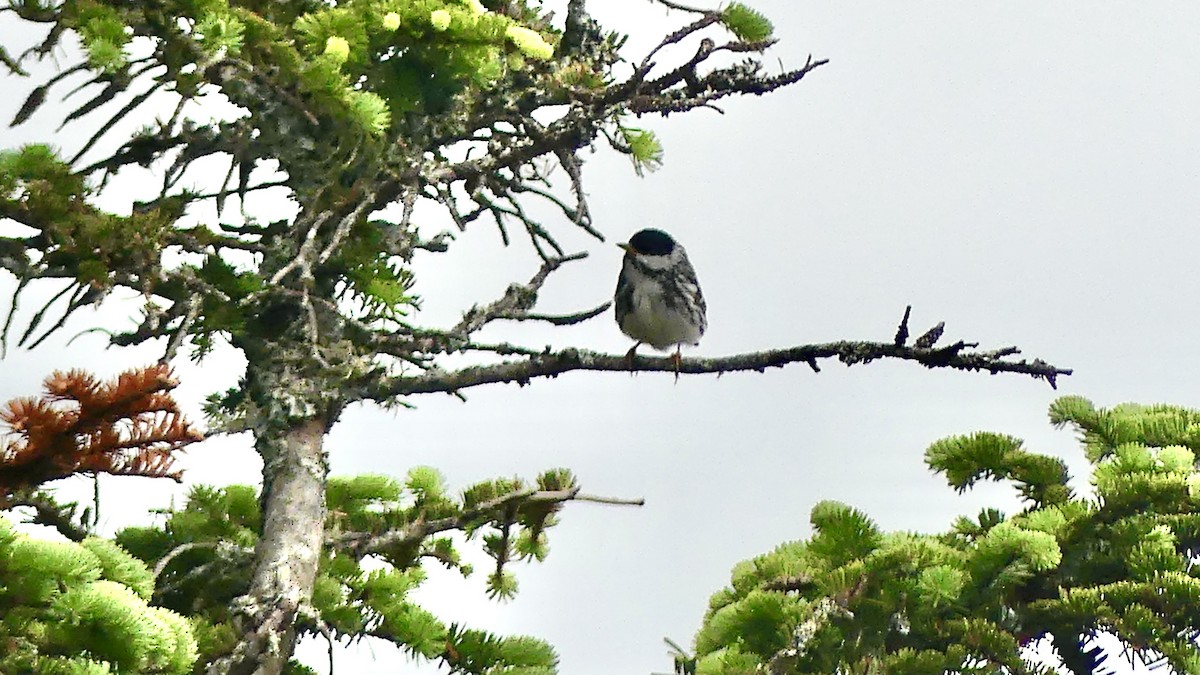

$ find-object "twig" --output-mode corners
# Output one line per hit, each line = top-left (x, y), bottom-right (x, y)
(297, 603), (336, 675)
(451, 252), (589, 337)
(894, 305), (912, 346)
(916, 322), (946, 349)
(24, 283), (101, 350)
(563, 492), (646, 506)
(190, 178), (289, 204)
(160, 291), (200, 360)
(155, 541), (254, 597)
(69, 77), (168, 166)
(499, 301), (611, 326)
(459, 341), (549, 358)
(153, 541), (218, 579)
(268, 211), (330, 286)
(318, 196), (375, 265)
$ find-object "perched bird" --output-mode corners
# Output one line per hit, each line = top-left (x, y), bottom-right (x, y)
(614, 228), (707, 373)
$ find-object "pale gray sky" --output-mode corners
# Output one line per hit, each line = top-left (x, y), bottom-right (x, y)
(2, 1), (1199, 673)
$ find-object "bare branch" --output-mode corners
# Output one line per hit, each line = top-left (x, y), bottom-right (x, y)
(451, 252), (589, 337)
(570, 492), (648, 506)
(429, 53), (827, 192)
(154, 540), (254, 598)
(642, 15), (720, 72)
(188, 179), (289, 206)
(160, 295), (201, 364)
(459, 341), (551, 358)
(153, 541), (218, 580)
(24, 283), (102, 350)
(364, 312), (1071, 401)
(916, 322), (946, 349)
(268, 211), (330, 286)
(69, 76), (168, 166)
(629, 55), (829, 116)
(500, 301), (611, 326)
(554, 149), (599, 239)
(318, 195), (376, 265)
(894, 305), (912, 346)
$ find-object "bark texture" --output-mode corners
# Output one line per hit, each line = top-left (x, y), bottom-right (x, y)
(209, 415), (329, 675)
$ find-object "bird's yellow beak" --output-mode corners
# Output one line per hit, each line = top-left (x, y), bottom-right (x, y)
(617, 242), (634, 254)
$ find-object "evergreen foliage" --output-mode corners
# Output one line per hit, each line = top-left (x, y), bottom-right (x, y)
(720, 3), (774, 42)
(0, 365), (202, 496)
(114, 467), (578, 671)
(689, 397), (1200, 675)
(0, 517), (198, 674)
(0, 0), (1071, 672)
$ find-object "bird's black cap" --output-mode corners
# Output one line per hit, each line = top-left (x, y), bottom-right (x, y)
(626, 228), (676, 256)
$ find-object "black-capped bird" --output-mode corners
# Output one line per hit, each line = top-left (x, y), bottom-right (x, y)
(614, 228), (707, 374)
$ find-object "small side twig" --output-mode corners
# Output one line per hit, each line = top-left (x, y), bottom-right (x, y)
(452, 252), (590, 337)
(915, 322), (945, 349)
(153, 541), (218, 579)
(500, 301), (611, 326)
(894, 305), (912, 346)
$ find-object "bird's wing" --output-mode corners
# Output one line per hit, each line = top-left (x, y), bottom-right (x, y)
(614, 261), (635, 325)
(677, 260), (707, 335)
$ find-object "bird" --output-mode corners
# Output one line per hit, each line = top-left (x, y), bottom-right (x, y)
(614, 228), (707, 376)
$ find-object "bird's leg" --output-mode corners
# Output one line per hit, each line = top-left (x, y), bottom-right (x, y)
(672, 345), (683, 382)
(624, 343), (641, 372)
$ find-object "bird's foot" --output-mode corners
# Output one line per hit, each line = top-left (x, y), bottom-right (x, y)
(672, 347), (682, 383)
(624, 344), (640, 373)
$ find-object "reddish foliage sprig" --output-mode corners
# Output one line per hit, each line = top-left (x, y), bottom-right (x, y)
(0, 364), (203, 498)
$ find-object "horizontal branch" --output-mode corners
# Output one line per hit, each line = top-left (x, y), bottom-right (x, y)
(333, 486), (643, 559)
(366, 328), (1070, 401)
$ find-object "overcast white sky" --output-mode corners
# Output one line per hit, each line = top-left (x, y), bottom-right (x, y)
(3, 1), (1200, 673)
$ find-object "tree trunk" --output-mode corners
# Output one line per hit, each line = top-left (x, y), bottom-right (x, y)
(210, 415), (329, 675)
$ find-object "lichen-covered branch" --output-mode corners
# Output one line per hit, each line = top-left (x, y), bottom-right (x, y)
(366, 309), (1070, 401)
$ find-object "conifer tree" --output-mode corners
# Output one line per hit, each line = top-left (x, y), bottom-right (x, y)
(0, 0), (1071, 672)
(687, 397), (1200, 675)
